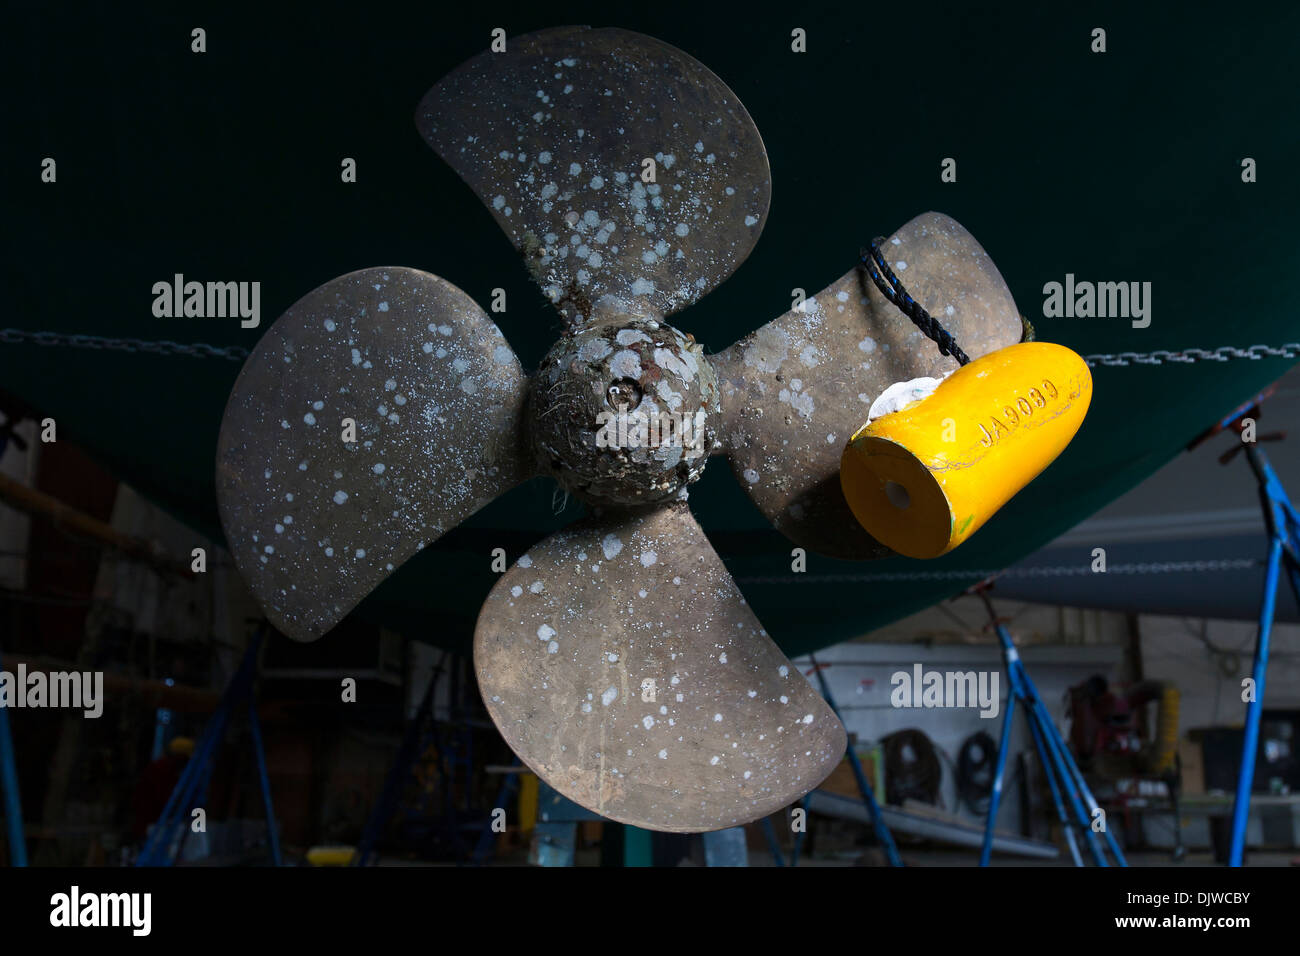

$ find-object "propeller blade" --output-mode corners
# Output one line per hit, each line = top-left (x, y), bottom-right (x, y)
(416, 26), (771, 325)
(217, 267), (532, 640)
(713, 212), (1023, 559)
(474, 502), (845, 832)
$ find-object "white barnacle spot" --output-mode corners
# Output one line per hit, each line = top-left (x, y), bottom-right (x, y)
(356, 548), (366, 559)
(581, 702), (592, 713)
(518, 555), (533, 568)
(743, 468), (760, 484)
(642, 715), (655, 730)
(377, 301), (389, 312)
(350, 349), (362, 365)
(630, 278), (655, 296)
(274, 523), (284, 534)
(528, 581), (544, 594)
(537, 624), (556, 641)
(744, 771), (752, 780)
(799, 344), (820, 368)
(718, 652), (728, 664)
(492, 195), (505, 209)
(324, 547), (334, 557)
(568, 162), (582, 176)
(802, 714), (814, 724)
(590, 176), (604, 190)
(826, 433), (836, 444)
(609, 349), (641, 379)
(323, 319), (336, 331)
(510, 585), (523, 597)
(333, 490), (349, 505)
(946, 305), (955, 316)
(895, 260), (907, 271)
(694, 141), (703, 152)
(304, 413), (316, 425)
(639, 550), (658, 568)
(670, 676), (680, 685)
(422, 342), (433, 353)
(538, 151), (552, 164)
(659, 705), (667, 715)
(713, 713), (723, 723)
(264, 545), (274, 554)
(675, 223), (689, 237)
(607, 652), (619, 663)
(710, 756), (720, 766)
(836, 290), (849, 302)
(779, 665), (789, 678)
(747, 689), (756, 698)
(438, 324), (453, 336)
(744, 215), (758, 227)
(601, 534), (623, 560)
(780, 695), (789, 704)
(601, 686), (618, 707)
(858, 337), (877, 354)
(460, 379), (478, 395)
(547, 641), (559, 654)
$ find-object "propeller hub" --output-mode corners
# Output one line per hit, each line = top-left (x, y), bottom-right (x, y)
(529, 317), (720, 506)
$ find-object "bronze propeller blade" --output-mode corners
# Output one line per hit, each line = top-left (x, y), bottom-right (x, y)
(474, 502), (845, 832)
(216, 267), (533, 640)
(712, 212), (1024, 559)
(416, 26), (771, 326)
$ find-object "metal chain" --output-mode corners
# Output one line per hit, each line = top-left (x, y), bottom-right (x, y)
(738, 558), (1262, 585)
(2, 325), (1296, 370)
(1083, 344), (1300, 367)
(0, 328), (249, 361)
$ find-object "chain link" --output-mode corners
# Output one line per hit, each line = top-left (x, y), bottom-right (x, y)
(738, 558), (1262, 585)
(1083, 344), (1300, 367)
(0, 328), (249, 361)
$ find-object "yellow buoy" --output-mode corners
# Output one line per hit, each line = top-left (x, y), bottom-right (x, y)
(840, 341), (1092, 559)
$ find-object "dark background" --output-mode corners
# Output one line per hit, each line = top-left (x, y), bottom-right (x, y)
(4, 1), (1298, 654)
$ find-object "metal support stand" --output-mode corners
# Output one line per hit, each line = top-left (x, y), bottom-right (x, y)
(136, 625), (280, 866)
(808, 656), (902, 867)
(1228, 443), (1300, 865)
(0, 650), (27, 866)
(1188, 391), (1300, 866)
(973, 587), (1126, 867)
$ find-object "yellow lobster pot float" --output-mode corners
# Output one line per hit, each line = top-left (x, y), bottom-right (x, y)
(840, 341), (1092, 559)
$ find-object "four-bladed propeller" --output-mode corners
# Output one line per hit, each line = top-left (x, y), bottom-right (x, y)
(216, 26), (1022, 831)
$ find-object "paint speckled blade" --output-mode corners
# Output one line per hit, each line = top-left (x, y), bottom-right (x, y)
(416, 26), (770, 325)
(217, 267), (532, 641)
(713, 212), (1023, 559)
(474, 502), (845, 832)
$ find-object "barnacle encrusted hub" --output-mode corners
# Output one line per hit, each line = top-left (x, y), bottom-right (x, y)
(528, 316), (721, 506)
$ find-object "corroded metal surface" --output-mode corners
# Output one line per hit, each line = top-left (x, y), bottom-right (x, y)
(416, 26), (770, 325)
(216, 267), (532, 640)
(526, 317), (720, 506)
(713, 212), (1024, 559)
(474, 503), (845, 832)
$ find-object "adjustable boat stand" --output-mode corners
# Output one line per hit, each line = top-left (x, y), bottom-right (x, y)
(1191, 392), (1300, 866)
(136, 624), (281, 866)
(807, 655), (903, 867)
(971, 584), (1127, 866)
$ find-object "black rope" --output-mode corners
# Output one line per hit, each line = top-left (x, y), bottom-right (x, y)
(860, 238), (972, 366)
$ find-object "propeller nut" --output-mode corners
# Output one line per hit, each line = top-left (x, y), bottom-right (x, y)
(529, 317), (720, 506)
